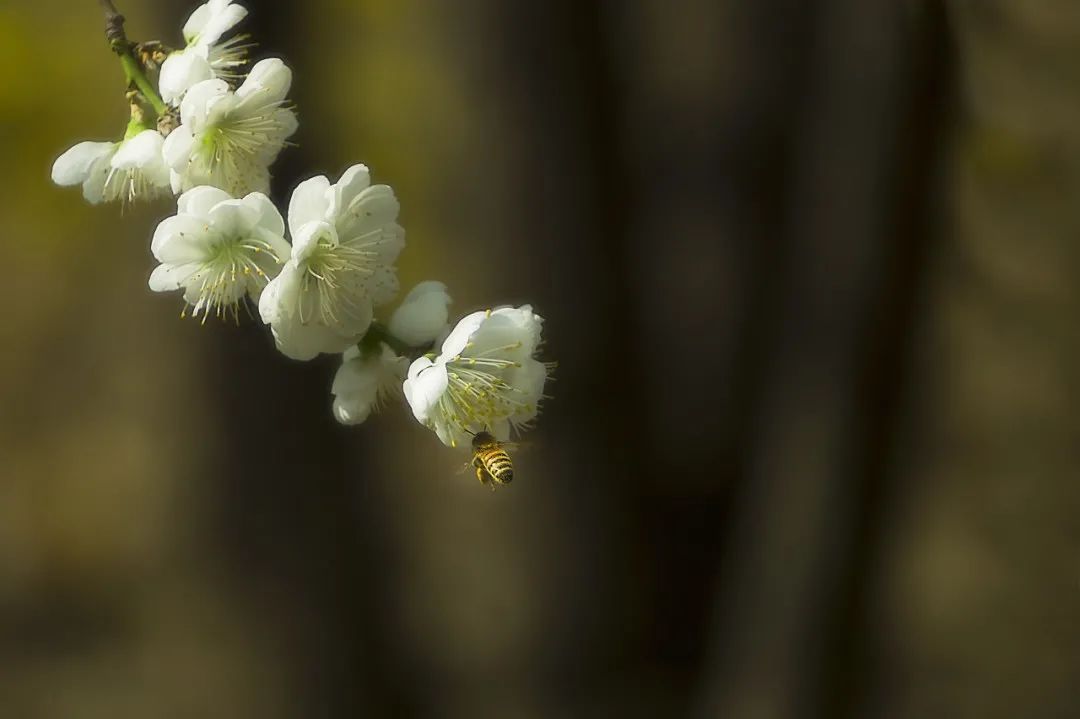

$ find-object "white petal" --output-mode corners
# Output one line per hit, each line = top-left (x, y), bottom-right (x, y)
(81, 158), (111, 204)
(178, 185), (232, 216)
(207, 198), (259, 236)
(505, 358), (548, 425)
(159, 49), (213, 105)
(336, 184), (401, 241)
(287, 175), (331, 238)
(434, 420), (470, 449)
(403, 359), (447, 424)
(236, 58), (291, 104)
(252, 227), (292, 268)
(51, 141), (115, 186)
(388, 281), (451, 347)
(333, 394), (374, 426)
(170, 169), (184, 194)
(259, 261), (305, 324)
(241, 192), (285, 237)
(202, 89), (239, 128)
(503, 307), (544, 356)
(331, 357), (380, 396)
(182, 2), (212, 43)
(180, 78), (229, 127)
(112, 130), (164, 169)
(327, 164), (370, 218)
(151, 215), (213, 263)
(439, 311), (487, 359)
(195, 1), (246, 47)
(271, 316), (354, 361)
(162, 125), (195, 171)
(465, 313), (532, 362)
(291, 220), (335, 262)
(330, 291), (374, 339)
(269, 106), (299, 142)
(368, 266), (400, 308)
(149, 262), (199, 292)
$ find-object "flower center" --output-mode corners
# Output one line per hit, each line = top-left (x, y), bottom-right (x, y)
(433, 352), (536, 445)
(298, 236), (377, 327)
(184, 232), (281, 322)
(196, 108), (291, 193)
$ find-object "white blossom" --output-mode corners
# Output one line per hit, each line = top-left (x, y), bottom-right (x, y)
(388, 281), (452, 347)
(259, 164), (405, 361)
(51, 129), (170, 205)
(162, 58), (297, 197)
(148, 185), (290, 320)
(403, 306), (550, 448)
(159, 0), (250, 105)
(331, 343), (408, 425)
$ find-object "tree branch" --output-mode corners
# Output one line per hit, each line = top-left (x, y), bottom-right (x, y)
(99, 0), (127, 47)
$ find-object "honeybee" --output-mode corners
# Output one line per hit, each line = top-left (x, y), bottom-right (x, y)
(470, 431), (515, 488)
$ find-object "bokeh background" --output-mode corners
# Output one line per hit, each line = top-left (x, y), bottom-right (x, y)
(2, 0), (1079, 717)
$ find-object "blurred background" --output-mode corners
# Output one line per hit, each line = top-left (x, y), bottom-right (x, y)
(2, 0), (1079, 717)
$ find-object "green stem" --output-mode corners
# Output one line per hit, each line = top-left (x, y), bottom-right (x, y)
(100, 0), (167, 117)
(118, 50), (167, 116)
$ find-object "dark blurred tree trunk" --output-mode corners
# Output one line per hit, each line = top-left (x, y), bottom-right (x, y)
(178, 1), (407, 715)
(695, 2), (952, 718)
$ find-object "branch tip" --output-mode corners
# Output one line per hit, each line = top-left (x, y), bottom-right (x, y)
(99, 0), (127, 47)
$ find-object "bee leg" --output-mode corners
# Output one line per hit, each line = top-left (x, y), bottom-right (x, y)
(474, 463), (488, 486)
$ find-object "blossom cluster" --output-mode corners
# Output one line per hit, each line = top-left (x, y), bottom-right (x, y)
(51, 0), (552, 469)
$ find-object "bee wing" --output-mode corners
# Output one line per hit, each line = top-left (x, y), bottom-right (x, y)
(501, 439), (531, 455)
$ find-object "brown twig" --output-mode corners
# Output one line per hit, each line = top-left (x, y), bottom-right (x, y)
(99, 0), (127, 47)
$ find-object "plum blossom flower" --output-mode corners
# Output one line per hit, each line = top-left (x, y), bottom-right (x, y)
(403, 306), (551, 448)
(259, 164), (405, 360)
(148, 185), (290, 320)
(388, 281), (452, 347)
(159, 0), (250, 105)
(331, 344), (408, 425)
(162, 58), (298, 197)
(51, 129), (170, 205)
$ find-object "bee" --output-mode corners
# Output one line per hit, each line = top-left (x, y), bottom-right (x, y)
(470, 431), (515, 488)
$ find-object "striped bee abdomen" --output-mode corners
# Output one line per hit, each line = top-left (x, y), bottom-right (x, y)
(471, 431), (515, 486)
(480, 450), (514, 484)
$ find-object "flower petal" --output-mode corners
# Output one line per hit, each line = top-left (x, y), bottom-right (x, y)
(241, 192), (285, 237)
(149, 262), (199, 292)
(236, 58), (291, 105)
(287, 175), (330, 237)
(178, 185), (232, 216)
(336, 184), (401, 242)
(112, 130), (163, 168)
(291, 220), (335, 262)
(207, 198), (259, 236)
(504, 358), (548, 425)
(151, 215), (214, 263)
(403, 358), (447, 424)
(162, 125), (195, 171)
(159, 49), (213, 105)
(181, 2), (212, 43)
(271, 316), (355, 361)
(439, 310), (487, 359)
(51, 141), (115, 186)
(326, 164), (370, 219)
(388, 281), (451, 347)
(195, 1), (246, 47)
(368, 266), (400, 308)
(331, 357), (380, 396)
(180, 78), (229, 127)
(333, 394), (374, 426)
